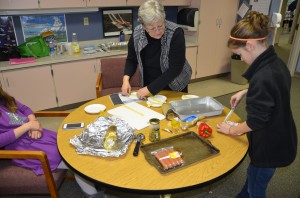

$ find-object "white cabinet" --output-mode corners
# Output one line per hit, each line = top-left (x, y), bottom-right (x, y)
(0, 0), (190, 10)
(0, 0), (127, 9)
(192, 0), (238, 78)
(0, 66), (57, 111)
(126, 0), (191, 6)
(0, 73), (5, 90)
(51, 59), (100, 107)
(186, 46), (197, 79)
(160, 0), (191, 6)
(0, 0), (39, 10)
(88, 0), (126, 7)
(39, 0), (86, 8)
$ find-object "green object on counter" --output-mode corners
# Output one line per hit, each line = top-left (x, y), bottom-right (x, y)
(18, 36), (50, 58)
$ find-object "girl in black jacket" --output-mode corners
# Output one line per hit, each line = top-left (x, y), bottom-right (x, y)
(217, 11), (297, 198)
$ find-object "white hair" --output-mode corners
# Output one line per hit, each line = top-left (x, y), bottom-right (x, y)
(138, 0), (166, 26)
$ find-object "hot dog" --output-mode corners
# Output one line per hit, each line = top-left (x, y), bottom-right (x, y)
(169, 148), (184, 166)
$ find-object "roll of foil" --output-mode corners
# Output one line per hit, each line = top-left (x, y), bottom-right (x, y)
(70, 116), (135, 157)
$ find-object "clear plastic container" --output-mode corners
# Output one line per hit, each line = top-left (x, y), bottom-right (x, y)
(71, 33), (80, 54)
(49, 41), (55, 57)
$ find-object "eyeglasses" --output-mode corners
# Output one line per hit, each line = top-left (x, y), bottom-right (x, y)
(144, 23), (165, 33)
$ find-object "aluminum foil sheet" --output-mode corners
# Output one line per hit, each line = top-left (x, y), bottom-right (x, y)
(70, 116), (135, 157)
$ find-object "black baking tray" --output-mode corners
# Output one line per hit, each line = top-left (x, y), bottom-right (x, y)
(140, 132), (220, 174)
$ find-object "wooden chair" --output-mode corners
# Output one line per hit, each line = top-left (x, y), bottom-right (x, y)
(96, 57), (141, 98)
(0, 111), (70, 198)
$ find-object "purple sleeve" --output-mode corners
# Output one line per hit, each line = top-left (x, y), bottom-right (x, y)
(0, 130), (16, 148)
(16, 100), (34, 117)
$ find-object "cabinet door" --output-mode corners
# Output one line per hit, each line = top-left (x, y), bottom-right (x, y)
(126, 0), (145, 6)
(1, 66), (57, 111)
(127, 0), (190, 6)
(0, 0), (39, 10)
(214, 0), (239, 74)
(39, 0), (86, 8)
(196, 0), (238, 78)
(0, 72), (6, 90)
(186, 47), (197, 79)
(88, 0), (126, 7)
(52, 59), (99, 107)
(196, 0), (219, 78)
(160, 0), (191, 6)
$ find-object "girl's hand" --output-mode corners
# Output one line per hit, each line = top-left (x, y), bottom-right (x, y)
(217, 122), (232, 135)
(230, 89), (248, 107)
(28, 120), (42, 132)
(28, 130), (42, 139)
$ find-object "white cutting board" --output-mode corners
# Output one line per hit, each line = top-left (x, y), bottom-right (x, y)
(108, 102), (165, 130)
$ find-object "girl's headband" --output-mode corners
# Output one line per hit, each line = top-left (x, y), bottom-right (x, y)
(229, 35), (267, 41)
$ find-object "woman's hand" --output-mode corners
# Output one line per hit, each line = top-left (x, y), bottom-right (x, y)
(137, 87), (150, 99)
(121, 75), (131, 96)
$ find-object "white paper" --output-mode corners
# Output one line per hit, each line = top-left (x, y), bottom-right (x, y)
(237, 3), (250, 18)
(108, 102), (165, 130)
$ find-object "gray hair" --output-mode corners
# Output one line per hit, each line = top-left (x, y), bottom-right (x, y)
(138, 0), (166, 26)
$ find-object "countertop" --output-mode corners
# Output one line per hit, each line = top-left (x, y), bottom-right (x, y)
(0, 40), (197, 71)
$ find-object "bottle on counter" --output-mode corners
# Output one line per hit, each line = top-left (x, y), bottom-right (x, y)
(71, 33), (80, 54)
(49, 41), (55, 57)
(119, 30), (125, 42)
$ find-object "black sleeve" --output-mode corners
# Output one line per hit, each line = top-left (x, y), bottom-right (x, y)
(124, 35), (138, 77)
(147, 28), (186, 94)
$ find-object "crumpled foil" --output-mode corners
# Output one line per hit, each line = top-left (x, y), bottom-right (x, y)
(70, 116), (135, 157)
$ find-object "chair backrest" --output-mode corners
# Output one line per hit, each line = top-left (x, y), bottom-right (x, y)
(101, 56), (140, 88)
(97, 56), (141, 97)
(0, 150), (67, 198)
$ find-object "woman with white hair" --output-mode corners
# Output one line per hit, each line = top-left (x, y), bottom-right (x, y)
(122, 0), (192, 99)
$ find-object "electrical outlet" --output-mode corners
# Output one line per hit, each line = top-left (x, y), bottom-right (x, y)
(84, 17), (89, 26)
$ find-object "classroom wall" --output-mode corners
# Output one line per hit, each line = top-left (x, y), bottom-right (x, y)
(12, 7), (178, 45)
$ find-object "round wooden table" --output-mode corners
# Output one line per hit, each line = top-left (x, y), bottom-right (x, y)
(57, 91), (248, 195)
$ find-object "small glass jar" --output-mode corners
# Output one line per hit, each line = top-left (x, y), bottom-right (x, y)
(149, 118), (160, 142)
(171, 117), (180, 134)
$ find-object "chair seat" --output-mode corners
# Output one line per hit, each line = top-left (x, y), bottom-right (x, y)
(0, 159), (67, 195)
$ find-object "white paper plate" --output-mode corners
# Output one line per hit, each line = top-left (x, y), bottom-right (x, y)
(147, 95), (167, 107)
(181, 95), (200, 100)
(84, 104), (106, 114)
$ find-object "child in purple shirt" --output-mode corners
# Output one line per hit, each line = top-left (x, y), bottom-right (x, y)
(0, 87), (103, 198)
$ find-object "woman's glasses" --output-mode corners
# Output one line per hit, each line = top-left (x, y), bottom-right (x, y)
(144, 23), (165, 33)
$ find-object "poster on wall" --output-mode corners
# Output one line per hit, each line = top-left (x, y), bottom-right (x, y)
(20, 14), (67, 42)
(0, 16), (18, 48)
(102, 9), (133, 37)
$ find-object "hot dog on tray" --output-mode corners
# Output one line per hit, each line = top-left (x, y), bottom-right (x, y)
(151, 146), (185, 170)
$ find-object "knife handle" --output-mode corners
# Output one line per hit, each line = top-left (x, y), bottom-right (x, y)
(133, 141), (141, 156)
